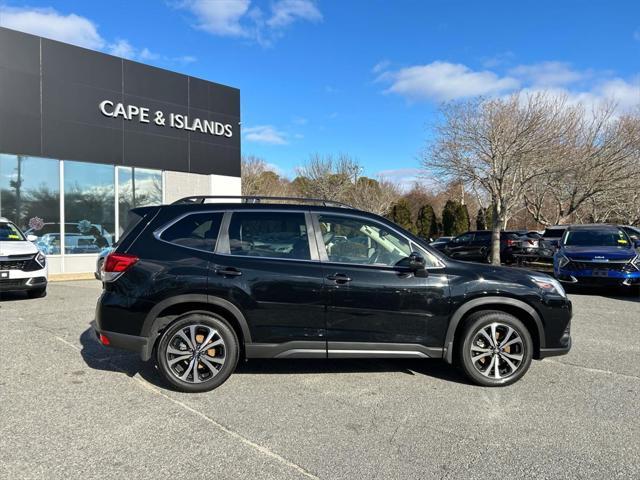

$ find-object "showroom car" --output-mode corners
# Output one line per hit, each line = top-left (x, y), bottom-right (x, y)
(93, 196), (572, 392)
(554, 224), (640, 288)
(0, 217), (48, 298)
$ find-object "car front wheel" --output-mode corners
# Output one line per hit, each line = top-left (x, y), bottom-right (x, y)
(156, 313), (239, 393)
(459, 311), (533, 387)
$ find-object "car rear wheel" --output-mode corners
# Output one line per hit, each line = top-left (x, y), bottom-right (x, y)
(459, 311), (533, 387)
(156, 313), (239, 393)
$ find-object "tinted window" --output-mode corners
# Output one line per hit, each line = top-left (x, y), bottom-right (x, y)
(161, 212), (223, 251)
(474, 232), (491, 241)
(318, 215), (414, 267)
(543, 228), (565, 238)
(228, 212), (310, 260)
(453, 233), (474, 244)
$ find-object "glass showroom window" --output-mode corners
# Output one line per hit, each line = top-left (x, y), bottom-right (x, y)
(117, 167), (162, 239)
(0, 154), (61, 254)
(64, 161), (115, 254)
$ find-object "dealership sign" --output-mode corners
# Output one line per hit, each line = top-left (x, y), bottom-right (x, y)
(98, 100), (233, 138)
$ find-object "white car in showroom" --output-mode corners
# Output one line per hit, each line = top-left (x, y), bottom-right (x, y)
(0, 217), (48, 298)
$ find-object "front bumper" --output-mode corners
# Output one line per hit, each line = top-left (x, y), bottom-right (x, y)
(539, 337), (572, 358)
(0, 265), (48, 292)
(556, 268), (640, 286)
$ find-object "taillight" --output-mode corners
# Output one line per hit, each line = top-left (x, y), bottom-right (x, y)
(102, 252), (138, 282)
(506, 239), (516, 247)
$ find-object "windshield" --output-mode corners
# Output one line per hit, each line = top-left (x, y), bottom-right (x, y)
(564, 229), (630, 247)
(0, 222), (26, 241)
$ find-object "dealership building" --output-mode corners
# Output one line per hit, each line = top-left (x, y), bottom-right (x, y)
(0, 27), (241, 274)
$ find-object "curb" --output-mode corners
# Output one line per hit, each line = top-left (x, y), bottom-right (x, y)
(49, 273), (97, 282)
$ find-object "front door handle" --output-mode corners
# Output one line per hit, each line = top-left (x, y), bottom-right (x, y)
(327, 273), (352, 284)
(215, 266), (242, 277)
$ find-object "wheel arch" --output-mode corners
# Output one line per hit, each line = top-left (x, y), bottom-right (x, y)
(140, 294), (251, 361)
(443, 296), (544, 364)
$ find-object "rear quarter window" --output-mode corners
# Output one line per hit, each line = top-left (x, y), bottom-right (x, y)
(160, 212), (224, 251)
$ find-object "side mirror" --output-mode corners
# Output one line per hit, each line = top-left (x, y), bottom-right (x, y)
(26, 234), (38, 242)
(408, 252), (428, 276)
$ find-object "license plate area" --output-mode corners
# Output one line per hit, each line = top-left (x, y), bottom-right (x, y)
(592, 268), (609, 277)
(0, 271), (9, 279)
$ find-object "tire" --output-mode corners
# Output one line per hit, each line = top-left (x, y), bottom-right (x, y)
(458, 311), (533, 387)
(156, 313), (239, 393)
(27, 287), (46, 299)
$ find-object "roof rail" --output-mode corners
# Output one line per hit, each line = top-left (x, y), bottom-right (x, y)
(171, 195), (354, 209)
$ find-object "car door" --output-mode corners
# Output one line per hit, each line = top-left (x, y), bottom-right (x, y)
(468, 231), (491, 260)
(445, 232), (475, 259)
(312, 212), (450, 358)
(211, 209), (327, 356)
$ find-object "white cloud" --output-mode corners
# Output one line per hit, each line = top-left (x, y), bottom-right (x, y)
(372, 60), (391, 74)
(377, 58), (639, 113)
(509, 61), (585, 87)
(376, 168), (423, 191)
(184, 0), (251, 37)
(108, 39), (136, 59)
(0, 6), (104, 49)
(177, 0), (321, 45)
(267, 0), (322, 28)
(244, 125), (288, 145)
(380, 61), (520, 101)
(0, 6), (195, 65)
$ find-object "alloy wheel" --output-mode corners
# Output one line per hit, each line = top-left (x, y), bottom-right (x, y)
(165, 324), (226, 384)
(469, 322), (524, 380)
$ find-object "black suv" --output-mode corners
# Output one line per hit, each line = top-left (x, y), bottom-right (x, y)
(438, 230), (521, 263)
(94, 197), (572, 392)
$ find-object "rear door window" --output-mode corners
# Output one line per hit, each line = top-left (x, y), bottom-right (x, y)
(227, 211), (311, 260)
(160, 212), (223, 251)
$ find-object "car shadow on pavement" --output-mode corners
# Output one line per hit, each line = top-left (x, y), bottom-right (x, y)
(78, 327), (473, 389)
(78, 327), (165, 388)
(235, 358), (473, 385)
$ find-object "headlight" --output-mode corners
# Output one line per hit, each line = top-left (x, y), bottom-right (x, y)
(557, 254), (570, 268)
(531, 274), (566, 298)
(35, 252), (46, 268)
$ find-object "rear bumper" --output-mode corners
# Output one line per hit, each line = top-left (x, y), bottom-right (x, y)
(91, 320), (150, 360)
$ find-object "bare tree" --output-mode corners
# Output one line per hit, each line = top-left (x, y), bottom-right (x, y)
(348, 176), (400, 216)
(241, 155), (290, 197)
(523, 105), (640, 226)
(294, 154), (362, 202)
(424, 92), (575, 264)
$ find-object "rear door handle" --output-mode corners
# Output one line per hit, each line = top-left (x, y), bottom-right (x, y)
(327, 273), (352, 284)
(215, 266), (242, 277)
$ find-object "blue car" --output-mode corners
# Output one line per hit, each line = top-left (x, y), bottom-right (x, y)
(554, 225), (640, 288)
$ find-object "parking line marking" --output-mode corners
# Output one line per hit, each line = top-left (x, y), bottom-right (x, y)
(54, 336), (320, 480)
(545, 359), (640, 381)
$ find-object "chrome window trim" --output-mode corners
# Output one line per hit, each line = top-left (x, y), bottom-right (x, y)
(153, 210), (225, 255)
(311, 210), (445, 269)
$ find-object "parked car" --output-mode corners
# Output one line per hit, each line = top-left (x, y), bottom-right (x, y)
(93, 196), (572, 392)
(440, 230), (520, 263)
(538, 226), (569, 263)
(0, 217), (48, 298)
(428, 236), (454, 250)
(95, 247), (114, 280)
(621, 225), (640, 242)
(554, 224), (640, 288)
(511, 231), (543, 256)
(26, 222), (113, 254)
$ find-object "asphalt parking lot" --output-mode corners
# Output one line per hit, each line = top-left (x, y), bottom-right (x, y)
(1, 281), (639, 479)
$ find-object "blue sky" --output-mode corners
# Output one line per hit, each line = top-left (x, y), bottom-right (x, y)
(1, 1), (639, 187)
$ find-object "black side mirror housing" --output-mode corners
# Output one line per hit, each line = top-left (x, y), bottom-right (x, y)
(408, 252), (428, 276)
